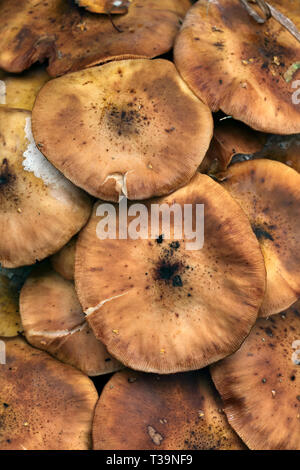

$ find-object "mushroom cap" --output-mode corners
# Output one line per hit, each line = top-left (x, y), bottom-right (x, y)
(32, 59), (213, 201)
(93, 369), (246, 450)
(174, 0), (300, 134)
(19, 264), (122, 376)
(75, 0), (131, 14)
(221, 159), (300, 317)
(0, 65), (49, 111)
(75, 172), (266, 373)
(200, 119), (266, 174)
(51, 237), (76, 281)
(211, 301), (300, 450)
(0, 274), (22, 337)
(0, 335), (98, 450)
(0, 107), (92, 268)
(0, 0), (191, 77)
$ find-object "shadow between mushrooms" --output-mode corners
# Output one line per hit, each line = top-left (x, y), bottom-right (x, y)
(32, 58), (213, 202)
(0, 274), (22, 337)
(75, 172), (266, 373)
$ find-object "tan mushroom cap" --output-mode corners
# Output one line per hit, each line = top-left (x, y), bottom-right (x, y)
(211, 301), (300, 450)
(0, 0), (191, 77)
(75, 173), (266, 373)
(174, 0), (300, 134)
(221, 159), (300, 317)
(199, 119), (266, 175)
(0, 65), (49, 111)
(0, 107), (92, 268)
(93, 369), (246, 450)
(20, 264), (122, 376)
(0, 274), (22, 337)
(76, 0), (131, 14)
(32, 59), (213, 202)
(51, 237), (76, 281)
(0, 335), (98, 450)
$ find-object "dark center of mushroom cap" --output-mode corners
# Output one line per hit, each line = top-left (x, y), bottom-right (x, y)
(252, 224), (275, 242)
(0, 158), (18, 205)
(0, 159), (13, 187)
(105, 99), (150, 138)
(153, 236), (190, 289)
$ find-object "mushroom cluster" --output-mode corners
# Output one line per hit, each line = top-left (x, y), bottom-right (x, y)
(0, 0), (299, 451)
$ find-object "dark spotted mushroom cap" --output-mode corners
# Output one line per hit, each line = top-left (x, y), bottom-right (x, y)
(221, 159), (300, 317)
(32, 59), (213, 201)
(75, 172), (266, 373)
(0, 0), (191, 77)
(93, 369), (246, 450)
(0, 336), (98, 450)
(211, 300), (300, 450)
(174, 0), (300, 134)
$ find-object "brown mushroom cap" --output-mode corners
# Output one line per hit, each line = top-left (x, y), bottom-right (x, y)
(19, 264), (121, 376)
(0, 335), (98, 450)
(211, 301), (300, 450)
(0, 107), (92, 268)
(32, 59), (213, 201)
(75, 172), (266, 373)
(76, 0), (131, 14)
(0, 274), (22, 337)
(221, 159), (300, 317)
(0, 65), (49, 111)
(51, 237), (76, 281)
(174, 0), (300, 134)
(0, 0), (191, 77)
(93, 369), (246, 450)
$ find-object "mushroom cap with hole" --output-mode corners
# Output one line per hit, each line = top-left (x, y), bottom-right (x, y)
(211, 301), (300, 450)
(0, 65), (49, 111)
(19, 263), (122, 376)
(174, 0), (300, 134)
(75, 172), (266, 373)
(32, 59), (213, 201)
(199, 119), (266, 175)
(51, 237), (76, 281)
(93, 369), (246, 450)
(0, 335), (98, 450)
(0, 107), (92, 268)
(75, 0), (131, 14)
(0, 0), (191, 77)
(221, 159), (300, 317)
(0, 274), (22, 337)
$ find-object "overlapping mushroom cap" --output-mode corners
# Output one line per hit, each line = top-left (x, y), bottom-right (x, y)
(211, 301), (300, 450)
(20, 264), (121, 376)
(93, 369), (246, 450)
(75, 173), (266, 373)
(221, 159), (300, 317)
(0, 0), (191, 77)
(0, 107), (92, 267)
(174, 0), (300, 134)
(0, 336), (98, 450)
(76, 0), (131, 14)
(32, 59), (213, 201)
(51, 237), (76, 281)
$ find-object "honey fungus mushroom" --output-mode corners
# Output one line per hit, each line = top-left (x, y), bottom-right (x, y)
(221, 159), (300, 317)
(51, 237), (76, 281)
(32, 59), (213, 202)
(75, 173), (266, 373)
(0, 336), (98, 450)
(19, 263), (121, 376)
(211, 300), (300, 450)
(174, 0), (300, 134)
(93, 369), (246, 450)
(0, 65), (49, 111)
(0, 0), (191, 77)
(76, 0), (131, 14)
(0, 107), (92, 268)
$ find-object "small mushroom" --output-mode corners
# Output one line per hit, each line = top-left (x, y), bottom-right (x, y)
(0, 274), (22, 337)
(221, 159), (300, 317)
(76, 0), (131, 14)
(0, 0), (191, 77)
(93, 369), (246, 450)
(0, 65), (49, 111)
(32, 59), (213, 201)
(20, 263), (122, 376)
(51, 237), (76, 281)
(174, 0), (300, 134)
(0, 336), (98, 449)
(75, 172), (266, 373)
(211, 300), (300, 450)
(0, 107), (92, 267)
